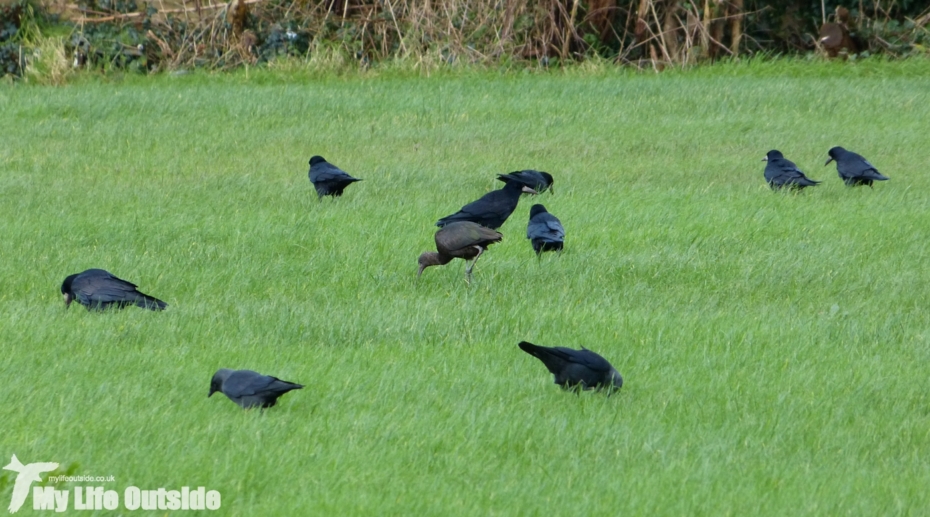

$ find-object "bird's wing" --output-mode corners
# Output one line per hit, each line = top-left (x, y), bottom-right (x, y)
(500, 170), (546, 190)
(767, 159), (805, 183)
(4, 454), (24, 471)
(33, 463), (59, 473)
(74, 271), (140, 304)
(437, 223), (500, 251)
(543, 218), (565, 239)
(81, 269), (139, 288)
(526, 220), (545, 239)
(224, 371), (274, 397)
(497, 171), (529, 186)
(528, 214), (564, 240)
(844, 154), (877, 177)
(519, 342), (569, 373)
(857, 158), (886, 178)
(439, 191), (510, 227)
(559, 347), (613, 372)
(265, 377), (303, 393)
(459, 191), (508, 218)
(465, 224), (503, 245)
(241, 375), (300, 396)
(311, 163), (355, 182)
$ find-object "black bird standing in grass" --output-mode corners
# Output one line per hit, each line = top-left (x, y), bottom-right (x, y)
(209, 369), (303, 410)
(435, 178), (537, 229)
(763, 150), (821, 190)
(497, 170), (554, 194)
(518, 341), (623, 393)
(418, 221), (503, 282)
(61, 269), (167, 311)
(308, 155), (362, 199)
(526, 204), (564, 255)
(825, 146), (889, 187)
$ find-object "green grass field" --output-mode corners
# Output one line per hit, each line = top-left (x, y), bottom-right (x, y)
(2, 59), (930, 515)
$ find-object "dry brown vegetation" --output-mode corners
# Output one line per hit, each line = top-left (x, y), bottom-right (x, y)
(2, 0), (929, 75)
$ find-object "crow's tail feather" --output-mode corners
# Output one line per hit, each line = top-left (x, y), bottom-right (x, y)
(135, 292), (168, 311)
(518, 341), (565, 360)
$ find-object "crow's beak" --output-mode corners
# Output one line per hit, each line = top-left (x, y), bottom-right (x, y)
(208, 388), (217, 397)
(824, 157), (834, 166)
(548, 186), (555, 195)
(522, 186), (538, 195)
(63, 293), (72, 308)
(417, 264), (425, 278)
(761, 157), (768, 161)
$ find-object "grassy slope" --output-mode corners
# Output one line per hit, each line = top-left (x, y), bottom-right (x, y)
(1, 60), (930, 515)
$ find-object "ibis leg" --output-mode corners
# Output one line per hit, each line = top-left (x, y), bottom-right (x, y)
(464, 246), (486, 282)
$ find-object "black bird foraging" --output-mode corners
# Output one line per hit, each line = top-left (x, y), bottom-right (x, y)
(518, 341), (623, 393)
(763, 150), (821, 190)
(497, 170), (554, 194)
(418, 221), (503, 282)
(308, 155), (362, 199)
(526, 204), (564, 255)
(825, 147), (889, 187)
(61, 269), (167, 311)
(435, 178), (537, 229)
(209, 369), (303, 410)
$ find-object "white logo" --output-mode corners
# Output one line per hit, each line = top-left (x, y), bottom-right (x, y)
(3, 455), (59, 514)
(3, 453), (220, 512)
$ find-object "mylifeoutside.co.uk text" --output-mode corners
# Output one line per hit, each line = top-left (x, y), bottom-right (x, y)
(47, 475), (114, 483)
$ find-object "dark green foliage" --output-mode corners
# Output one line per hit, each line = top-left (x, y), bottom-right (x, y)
(745, 1), (928, 54)
(0, 2), (25, 77)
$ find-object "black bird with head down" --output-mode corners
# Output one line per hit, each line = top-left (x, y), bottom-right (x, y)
(418, 221), (502, 282)
(308, 155), (362, 199)
(61, 268), (167, 311)
(497, 170), (554, 194)
(763, 150), (820, 190)
(825, 146), (889, 187)
(209, 369), (303, 410)
(518, 341), (623, 393)
(435, 178), (537, 229)
(526, 204), (565, 255)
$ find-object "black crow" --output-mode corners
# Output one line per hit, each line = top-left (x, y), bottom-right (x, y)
(763, 150), (820, 190)
(61, 269), (167, 311)
(497, 170), (554, 194)
(436, 179), (536, 229)
(518, 341), (623, 392)
(825, 146), (889, 187)
(308, 155), (362, 199)
(209, 369), (303, 410)
(526, 204), (565, 255)
(418, 221), (502, 282)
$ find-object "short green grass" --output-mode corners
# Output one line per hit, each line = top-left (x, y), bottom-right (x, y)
(2, 59), (930, 515)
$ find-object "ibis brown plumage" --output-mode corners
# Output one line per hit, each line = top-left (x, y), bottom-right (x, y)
(418, 221), (503, 282)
